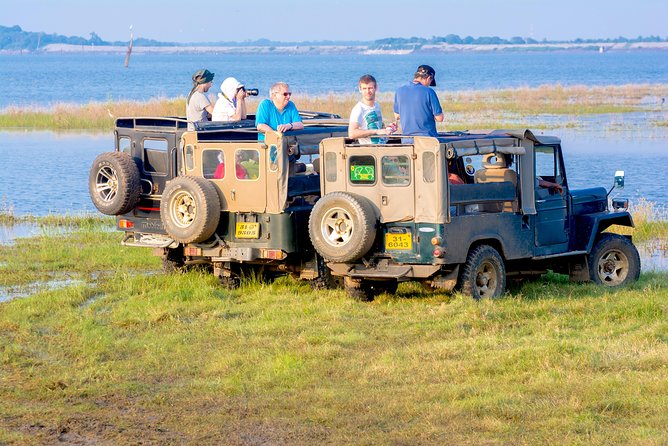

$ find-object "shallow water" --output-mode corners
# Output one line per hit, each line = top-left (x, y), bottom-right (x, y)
(0, 277), (85, 303)
(1, 128), (666, 216)
(2, 51), (668, 107)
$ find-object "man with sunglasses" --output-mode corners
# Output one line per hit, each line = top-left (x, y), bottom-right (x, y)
(393, 64), (444, 137)
(255, 82), (304, 141)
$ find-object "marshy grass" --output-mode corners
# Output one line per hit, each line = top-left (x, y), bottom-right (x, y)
(1, 84), (665, 131)
(0, 227), (667, 444)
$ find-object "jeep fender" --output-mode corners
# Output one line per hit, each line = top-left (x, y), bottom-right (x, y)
(582, 212), (634, 253)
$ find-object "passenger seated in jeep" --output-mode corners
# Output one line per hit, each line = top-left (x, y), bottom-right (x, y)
(448, 159), (465, 184)
(212, 152), (249, 179)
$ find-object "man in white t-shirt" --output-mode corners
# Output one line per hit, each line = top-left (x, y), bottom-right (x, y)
(186, 68), (215, 130)
(348, 74), (396, 144)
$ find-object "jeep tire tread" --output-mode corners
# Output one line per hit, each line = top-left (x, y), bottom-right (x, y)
(309, 192), (376, 263)
(88, 152), (141, 215)
(459, 245), (506, 299)
(160, 177), (221, 244)
(588, 233), (640, 287)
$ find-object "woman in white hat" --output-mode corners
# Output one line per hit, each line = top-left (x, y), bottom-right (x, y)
(212, 77), (248, 122)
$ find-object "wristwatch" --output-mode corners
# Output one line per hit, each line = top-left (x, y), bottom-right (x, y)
(288, 123), (293, 130)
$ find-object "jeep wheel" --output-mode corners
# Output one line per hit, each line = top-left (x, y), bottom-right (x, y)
(162, 246), (185, 273)
(309, 256), (343, 290)
(89, 152), (141, 215)
(161, 177), (221, 244)
(459, 245), (506, 299)
(343, 277), (374, 302)
(368, 280), (398, 295)
(309, 192), (376, 263)
(588, 233), (640, 287)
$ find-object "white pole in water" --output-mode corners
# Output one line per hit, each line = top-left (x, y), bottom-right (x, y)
(124, 25), (133, 68)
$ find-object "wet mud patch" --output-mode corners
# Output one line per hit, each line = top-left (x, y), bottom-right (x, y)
(0, 277), (85, 303)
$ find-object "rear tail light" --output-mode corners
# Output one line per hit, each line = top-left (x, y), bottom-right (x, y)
(431, 236), (442, 246)
(118, 219), (134, 229)
(260, 249), (286, 260)
(184, 247), (202, 256)
(433, 248), (443, 258)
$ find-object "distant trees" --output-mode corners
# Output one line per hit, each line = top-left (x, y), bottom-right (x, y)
(0, 24), (666, 51)
(368, 33), (666, 49)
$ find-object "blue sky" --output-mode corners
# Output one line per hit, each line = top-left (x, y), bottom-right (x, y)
(2, 0), (666, 43)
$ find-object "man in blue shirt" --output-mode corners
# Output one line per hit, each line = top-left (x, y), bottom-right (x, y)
(393, 65), (444, 137)
(255, 82), (304, 141)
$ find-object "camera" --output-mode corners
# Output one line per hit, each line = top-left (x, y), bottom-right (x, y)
(242, 87), (259, 96)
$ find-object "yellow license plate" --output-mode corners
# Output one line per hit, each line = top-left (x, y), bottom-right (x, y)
(235, 222), (260, 239)
(385, 233), (412, 250)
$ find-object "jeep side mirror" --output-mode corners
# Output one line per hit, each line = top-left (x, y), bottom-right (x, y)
(614, 170), (625, 189)
(608, 170), (625, 196)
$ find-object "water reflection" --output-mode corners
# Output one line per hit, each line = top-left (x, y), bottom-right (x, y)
(0, 222), (73, 245)
(0, 130), (112, 216)
(0, 278), (85, 303)
(638, 239), (668, 272)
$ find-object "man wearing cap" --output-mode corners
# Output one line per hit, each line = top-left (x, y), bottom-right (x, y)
(255, 81), (304, 141)
(186, 68), (215, 130)
(393, 64), (444, 137)
(212, 77), (248, 122)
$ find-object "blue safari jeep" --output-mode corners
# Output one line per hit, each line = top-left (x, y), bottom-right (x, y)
(309, 130), (640, 300)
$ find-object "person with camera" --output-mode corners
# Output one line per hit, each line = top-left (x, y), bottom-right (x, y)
(255, 82), (304, 141)
(212, 77), (258, 122)
(186, 68), (215, 130)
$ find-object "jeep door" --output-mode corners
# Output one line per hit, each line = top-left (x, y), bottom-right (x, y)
(344, 146), (416, 223)
(534, 144), (569, 253)
(139, 133), (177, 197)
(197, 142), (268, 213)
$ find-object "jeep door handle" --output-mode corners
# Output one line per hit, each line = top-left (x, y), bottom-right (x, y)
(536, 199), (546, 203)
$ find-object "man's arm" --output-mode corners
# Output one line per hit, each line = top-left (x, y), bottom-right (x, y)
(255, 100), (273, 133)
(277, 104), (304, 132)
(538, 178), (564, 194)
(349, 122), (391, 138)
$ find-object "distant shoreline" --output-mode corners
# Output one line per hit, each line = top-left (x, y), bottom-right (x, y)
(2, 41), (668, 55)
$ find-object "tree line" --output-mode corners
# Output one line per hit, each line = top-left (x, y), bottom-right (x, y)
(1, 25), (665, 51)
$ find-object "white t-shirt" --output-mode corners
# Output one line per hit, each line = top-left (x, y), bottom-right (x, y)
(212, 95), (236, 121)
(349, 101), (384, 144)
(186, 91), (211, 129)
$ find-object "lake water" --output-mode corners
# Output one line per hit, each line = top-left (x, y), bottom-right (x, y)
(0, 129), (666, 217)
(1, 51), (667, 108)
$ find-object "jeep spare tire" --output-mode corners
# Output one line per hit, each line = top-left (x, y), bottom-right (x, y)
(89, 152), (141, 215)
(160, 177), (221, 244)
(309, 192), (376, 263)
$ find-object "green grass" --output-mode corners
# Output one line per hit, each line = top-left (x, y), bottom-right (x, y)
(1, 227), (667, 444)
(1, 84), (666, 131)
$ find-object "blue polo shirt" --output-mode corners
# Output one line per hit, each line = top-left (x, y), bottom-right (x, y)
(393, 82), (443, 137)
(255, 99), (302, 141)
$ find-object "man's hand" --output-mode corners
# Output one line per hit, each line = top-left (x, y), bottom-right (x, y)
(277, 123), (293, 133)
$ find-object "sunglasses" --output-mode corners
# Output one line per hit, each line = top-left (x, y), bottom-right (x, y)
(277, 92), (292, 97)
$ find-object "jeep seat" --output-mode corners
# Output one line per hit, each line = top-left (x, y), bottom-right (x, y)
(474, 154), (517, 212)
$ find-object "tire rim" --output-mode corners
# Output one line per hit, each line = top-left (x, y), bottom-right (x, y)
(95, 165), (118, 202)
(321, 206), (354, 247)
(475, 260), (498, 298)
(597, 249), (629, 285)
(169, 191), (197, 228)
